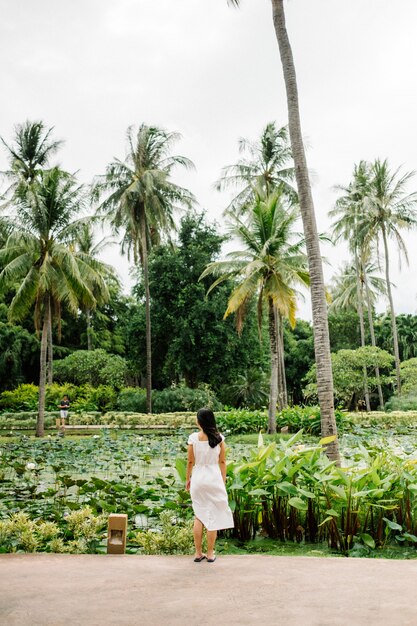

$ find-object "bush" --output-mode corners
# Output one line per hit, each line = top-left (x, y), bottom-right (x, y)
(0, 384), (118, 414)
(117, 384), (221, 414)
(117, 388), (147, 412)
(385, 394), (417, 412)
(133, 512), (197, 555)
(53, 349), (127, 389)
(216, 409), (267, 434)
(0, 384), (39, 411)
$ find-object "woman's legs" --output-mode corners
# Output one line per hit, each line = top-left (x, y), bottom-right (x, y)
(193, 518), (204, 557)
(207, 530), (217, 560)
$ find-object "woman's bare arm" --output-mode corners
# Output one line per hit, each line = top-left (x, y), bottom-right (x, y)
(219, 441), (227, 483)
(186, 444), (195, 491)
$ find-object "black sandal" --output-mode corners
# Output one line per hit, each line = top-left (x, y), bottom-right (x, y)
(193, 555), (206, 562)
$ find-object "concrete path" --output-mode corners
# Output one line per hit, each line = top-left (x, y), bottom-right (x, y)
(1, 554), (417, 626)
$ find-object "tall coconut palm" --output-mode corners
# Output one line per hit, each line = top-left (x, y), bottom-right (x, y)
(74, 222), (115, 351)
(227, 0), (340, 460)
(1, 121), (64, 382)
(364, 159), (417, 394)
(0, 168), (104, 436)
(331, 162), (386, 408)
(201, 188), (309, 433)
(0, 120), (63, 190)
(217, 121), (297, 407)
(94, 124), (194, 412)
(330, 262), (386, 408)
(216, 121), (297, 213)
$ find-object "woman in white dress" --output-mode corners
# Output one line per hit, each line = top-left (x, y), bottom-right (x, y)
(186, 408), (234, 563)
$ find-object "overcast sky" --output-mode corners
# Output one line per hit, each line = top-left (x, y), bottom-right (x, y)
(2, 0), (417, 320)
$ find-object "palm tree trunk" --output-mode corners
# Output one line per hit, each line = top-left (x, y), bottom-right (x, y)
(271, 0), (339, 462)
(354, 253), (371, 411)
(280, 315), (288, 406)
(268, 299), (278, 434)
(37, 302), (50, 437)
(363, 269), (384, 409)
(86, 308), (93, 351)
(47, 297), (53, 385)
(381, 223), (401, 394)
(140, 212), (152, 413)
(275, 307), (284, 411)
(277, 310), (288, 408)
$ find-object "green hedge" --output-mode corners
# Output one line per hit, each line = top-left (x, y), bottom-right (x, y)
(0, 406), (346, 436)
(0, 383), (222, 415)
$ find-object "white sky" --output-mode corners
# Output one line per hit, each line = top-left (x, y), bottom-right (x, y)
(2, 0), (417, 320)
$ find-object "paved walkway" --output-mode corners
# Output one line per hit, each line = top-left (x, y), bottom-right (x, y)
(1, 554), (417, 626)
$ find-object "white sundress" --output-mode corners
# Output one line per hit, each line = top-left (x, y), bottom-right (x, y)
(188, 431), (234, 532)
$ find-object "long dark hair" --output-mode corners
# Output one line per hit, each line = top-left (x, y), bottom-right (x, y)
(197, 408), (222, 448)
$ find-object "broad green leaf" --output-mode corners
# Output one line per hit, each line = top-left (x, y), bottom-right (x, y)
(288, 497), (308, 511)
(360, 533), (375, 549)
(383, 517), (402, 531)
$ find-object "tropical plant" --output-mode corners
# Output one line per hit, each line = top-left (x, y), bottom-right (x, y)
(227, 0), (340, 462)
(364, 159), (417, 393)
(73, 222), (116, 351)
(216, 121), (297, 213)
(329, 260), (386, 408)
(94, 124), (194, 412)
(201, 188), (309, 433)
(0, 168), (106, 435)
(0, 121), (64, 383)
(0, 120), (63, 189)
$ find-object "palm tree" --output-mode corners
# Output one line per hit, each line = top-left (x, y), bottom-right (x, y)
(201, 188), (309, 433)
(331, 162), (386, 408)
(94, 124), (194, 412)
(227, 0), (340, 461)
(364, 159), (417, 394)
(74, 222), (115, 351)
(217, 121), (297, 407)
(1, 121), (64, 384)
(0, 120), (63, 189)
(330, 262), (386, 408)
(216, 121), (297, 213)
(0, 168), (104, 436)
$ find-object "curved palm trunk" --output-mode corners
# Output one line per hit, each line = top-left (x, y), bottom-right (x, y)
(272, 0), (339, 462)
(381, 223), (401, 394)
(363, 270), (384, 409)
(354, 253), (371, 411)
(37, 302), (50, 437)
(140, 212), (152, 413)
(47, 297), (53, 385)
(268, 299), (278, 433)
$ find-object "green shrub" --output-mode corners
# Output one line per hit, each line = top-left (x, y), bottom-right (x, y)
(0, 384), (39, 411)
(216, 409), (267, 434)
(133, 511), (197, 555)
(53, 349), (127, 389)
(385, 394), (417, 412)
(117, 388), (147, 412)
(117, 384), (221, 414)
